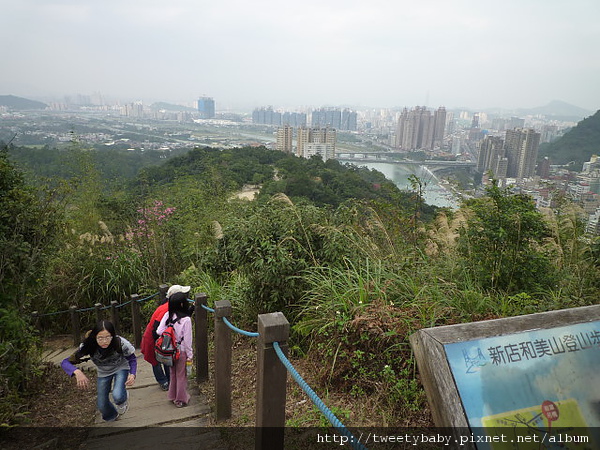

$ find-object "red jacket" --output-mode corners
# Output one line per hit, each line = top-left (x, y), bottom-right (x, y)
(140, 303), (169, 365)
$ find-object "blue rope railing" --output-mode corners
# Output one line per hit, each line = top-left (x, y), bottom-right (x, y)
(37, 308), (72, 317)
(273, 341), (367, 450)
(222, 317), (259, 337)
(200, 304), (362, 447)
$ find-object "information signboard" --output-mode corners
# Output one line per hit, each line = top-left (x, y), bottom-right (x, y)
(409, 305), (600, 449)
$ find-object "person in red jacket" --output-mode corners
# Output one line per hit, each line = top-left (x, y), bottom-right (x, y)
(140, 284), (190, 390)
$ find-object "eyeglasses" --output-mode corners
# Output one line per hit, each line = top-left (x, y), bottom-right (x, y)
(96, 336), (113, 343)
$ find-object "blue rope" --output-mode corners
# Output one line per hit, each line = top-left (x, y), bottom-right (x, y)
(37, 308), (71, 317)
(35, 291), (160, 316)
(273, 341), (367, 450)
(137, 292), (158, 303)
(201, 304), (215, 313)
(222, 317), (259, 337)
(116, 299), (132, 308)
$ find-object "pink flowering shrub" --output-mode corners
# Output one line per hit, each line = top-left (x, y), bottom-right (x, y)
(126, 200), (177, 282)
(127, 200), (176, 240)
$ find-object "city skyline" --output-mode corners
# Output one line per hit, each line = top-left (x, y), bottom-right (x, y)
(1, 0), (599, 112)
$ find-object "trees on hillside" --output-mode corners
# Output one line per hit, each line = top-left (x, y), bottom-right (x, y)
(538, 109), (600, 169)
(0, 147), (62, 421)
(457, 181), (556, 293)
(0, 149), (62, 306)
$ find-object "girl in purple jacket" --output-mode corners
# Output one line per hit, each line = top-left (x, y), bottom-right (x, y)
(61, 320), (137, 421)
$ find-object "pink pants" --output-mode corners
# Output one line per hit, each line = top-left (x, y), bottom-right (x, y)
(168, 351), (191, 405)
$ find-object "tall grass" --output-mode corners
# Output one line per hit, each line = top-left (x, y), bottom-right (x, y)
(176, 265), (256, 328)
(294, 257), (463, 344)
(39, 222), (151, 318)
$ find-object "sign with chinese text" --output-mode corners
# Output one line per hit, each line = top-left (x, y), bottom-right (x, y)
(445, 321), (600, 449)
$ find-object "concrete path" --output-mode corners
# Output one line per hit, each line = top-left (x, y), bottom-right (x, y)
(44, 344), (226, 450)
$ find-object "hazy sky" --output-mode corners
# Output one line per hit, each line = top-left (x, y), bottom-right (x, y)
(1, 0), (599, 112)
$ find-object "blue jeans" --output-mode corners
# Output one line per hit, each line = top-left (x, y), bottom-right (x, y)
(96, 369), (129, 421)
(152, 363), (170, 385)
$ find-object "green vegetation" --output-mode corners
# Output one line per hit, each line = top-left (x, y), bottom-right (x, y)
(538, 109), (600, 169)
(7, 145), (181, 185)
(0, 149), (63, 423)
(2, 141), (600, 427)
(457, 181), (556, 293)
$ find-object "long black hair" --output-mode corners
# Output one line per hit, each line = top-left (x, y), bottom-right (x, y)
(77, 320), (123, 357)
(167, 292), (193, 324)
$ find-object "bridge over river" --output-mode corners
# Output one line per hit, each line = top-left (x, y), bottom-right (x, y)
(336, 152), (472, 208)
(336, 152), (476, 172)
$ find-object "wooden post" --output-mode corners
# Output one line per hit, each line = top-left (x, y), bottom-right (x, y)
(69, 305), (81, 346)
(214, 299), (232, 420)
(159, 284), (169, 305)
(94, 303), (103, 324)
(110, 300), (119, 335)
(131, 294), (142, 348)
(255, 312), (289, 450)
(195, 293), (209, 382)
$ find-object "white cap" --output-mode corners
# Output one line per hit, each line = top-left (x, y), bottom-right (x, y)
(166, 284), (191, 298)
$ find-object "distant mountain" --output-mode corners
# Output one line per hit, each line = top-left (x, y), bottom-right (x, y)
(0, 95), (47, 110)
(150, 102), (196, 112)
(479, 101), (593, 121)
(538, 109), (600, 169)
(515, 100), (593, 121)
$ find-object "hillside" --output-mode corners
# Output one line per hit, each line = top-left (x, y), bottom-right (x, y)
(0, 95), (47, 110)
(538, 109), (600, 169)
(137, 145), (433, 215)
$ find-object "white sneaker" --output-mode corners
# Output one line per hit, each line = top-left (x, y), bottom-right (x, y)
(116, 390), (129, 415)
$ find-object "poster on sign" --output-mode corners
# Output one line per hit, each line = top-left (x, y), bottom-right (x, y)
(444, 320), (600, 449)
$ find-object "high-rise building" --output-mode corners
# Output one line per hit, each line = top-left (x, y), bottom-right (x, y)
(121, 102), (144, 118)
(477, 136), (507, 179)
(311, 108), (357, 131)
(396, 106), (446, 150)
(252, 107), (308, 126)
(282, 111), (307, 127)
(504, 128), (541, 179)
(303, 143), (335, 161)
(432, 107), (447, 149)
(297, 126), (336, 161)
(276, 125), (294, 154)
(252, 106), (281, 125)
(197, 97), (215, 119)
(341, 109), (358, 131)
(396, 107), (421, 150)
(312, 108), (341, 129)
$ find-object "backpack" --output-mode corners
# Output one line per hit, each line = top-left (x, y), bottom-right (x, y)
(154, 319), (181, 366)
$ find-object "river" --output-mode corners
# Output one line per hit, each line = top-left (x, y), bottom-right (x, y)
(339, 160), (460, 208)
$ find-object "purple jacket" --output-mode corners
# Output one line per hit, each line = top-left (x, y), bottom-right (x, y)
(61, 336), (137, 378)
